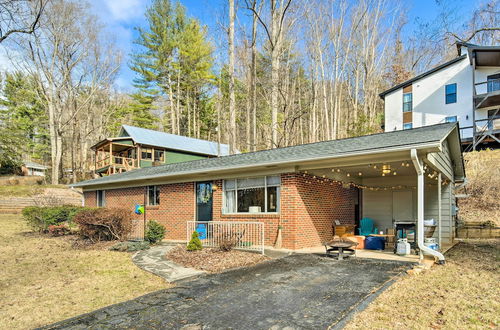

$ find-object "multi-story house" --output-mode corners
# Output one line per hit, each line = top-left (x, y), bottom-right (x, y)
(380, 42), (500, 150)
(92, 125), (230, 176)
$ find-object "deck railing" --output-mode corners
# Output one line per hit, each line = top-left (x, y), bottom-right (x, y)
(96, 155), (138, 171)
(187, 221), (265, 254)
(475, 78), (500, 95)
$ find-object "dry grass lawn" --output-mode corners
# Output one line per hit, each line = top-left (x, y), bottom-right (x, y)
(0, 214), (170, 329)
(346, 240), (500, 329)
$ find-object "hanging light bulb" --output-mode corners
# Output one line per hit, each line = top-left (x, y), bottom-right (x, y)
(346, 173), (350, 177)
(382, 173), (385, 176)
(393, 171), (397, 176)
(358, 172), (362, 176)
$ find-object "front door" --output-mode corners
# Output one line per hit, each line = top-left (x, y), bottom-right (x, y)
(196, 182), (213, 221)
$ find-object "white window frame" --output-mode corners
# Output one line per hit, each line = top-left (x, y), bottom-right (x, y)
(223, 175), (280, 214)
(147, 185), (160, 206)
(96, 190), (106, 207)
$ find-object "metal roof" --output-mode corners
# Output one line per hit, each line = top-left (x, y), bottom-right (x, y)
(118, 125), (230, 156)
(379, 55), (467, 99)
(23, 161), (48, 169)
(72, 123), (461, 188)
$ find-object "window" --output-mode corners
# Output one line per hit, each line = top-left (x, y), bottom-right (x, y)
(403, 93), (412, 112)
(487, 74), (500, 93)
(97, 190), (105, 207)
(445, 83), (457, 104)
(445, 116), (457, 123)
(147, 186), (160, 206)
(154, 150), (164, 162)
(141, 148), (152, 160)
(223, 176), (280, 213)
(403, 123), (413, 130)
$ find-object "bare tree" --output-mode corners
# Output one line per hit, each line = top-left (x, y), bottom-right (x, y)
(0, 0), (46, 43)
(10, 0), (121, 184)
(228, 0), (237, 154)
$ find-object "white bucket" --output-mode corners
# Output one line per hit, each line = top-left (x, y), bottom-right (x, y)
(396, 239), (411, 256)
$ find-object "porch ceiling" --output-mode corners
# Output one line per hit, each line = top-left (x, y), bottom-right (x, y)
(307, 160), (416, 180)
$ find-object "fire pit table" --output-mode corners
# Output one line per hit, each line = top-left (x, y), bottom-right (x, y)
(324, 239), (358, 260)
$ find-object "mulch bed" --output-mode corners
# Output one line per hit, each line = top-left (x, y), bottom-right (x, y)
(165, 245), (270, 273)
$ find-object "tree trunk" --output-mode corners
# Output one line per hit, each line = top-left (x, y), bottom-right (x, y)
(228, 0), (237, 154)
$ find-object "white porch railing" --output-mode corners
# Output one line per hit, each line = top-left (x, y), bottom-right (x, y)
(187, 221), (265, 254)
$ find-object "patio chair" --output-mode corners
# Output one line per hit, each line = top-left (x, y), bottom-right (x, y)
(358, 217), (378, 236)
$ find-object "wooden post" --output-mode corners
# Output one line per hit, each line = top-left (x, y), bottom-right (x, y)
(109, 143), (113, 174)
(137, 145), (141, 168)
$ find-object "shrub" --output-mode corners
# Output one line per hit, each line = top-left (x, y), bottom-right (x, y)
(217, 229), (244, 252)
(187, 231), (203, 251)
(145, 220), (166, 244)
(109, 241), (150, 252)
(73, 208), (132, 242)
(22, 205), (86, 232)
(48, 224), (70, 237)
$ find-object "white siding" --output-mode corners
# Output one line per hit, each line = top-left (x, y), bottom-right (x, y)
(362, 175), (455, 244)
(384, 88), (403, 132)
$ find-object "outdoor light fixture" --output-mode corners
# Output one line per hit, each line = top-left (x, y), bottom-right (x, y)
(382, 164), (392, 175)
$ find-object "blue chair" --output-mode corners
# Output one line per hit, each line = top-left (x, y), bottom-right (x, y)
(358, 217), (378, 236)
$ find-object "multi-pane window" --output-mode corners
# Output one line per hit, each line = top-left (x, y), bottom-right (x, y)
(403, 123), (413, 130)
(403, 93), (412, 112)
(445, 83), (457, 104)
(445, 116), (457, 123)
(223, 176), (280, 213)
(154, 150), (164, 162)
(141, 148), (152, 160)
(97, 190), (105, 207)
(147, 186), (160, 206)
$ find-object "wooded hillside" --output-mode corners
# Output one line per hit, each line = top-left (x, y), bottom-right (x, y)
(0, 0), (498, 183)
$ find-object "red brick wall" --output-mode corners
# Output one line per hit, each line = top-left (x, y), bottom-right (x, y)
(293, 173), (356, 249)
(82, 172), (356, 250)
(83, 183), (195, 240)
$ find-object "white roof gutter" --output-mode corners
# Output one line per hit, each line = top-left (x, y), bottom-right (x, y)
(411, 149), (446, 264)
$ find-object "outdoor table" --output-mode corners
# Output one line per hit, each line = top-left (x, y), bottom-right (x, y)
(324, 239), (358, 260)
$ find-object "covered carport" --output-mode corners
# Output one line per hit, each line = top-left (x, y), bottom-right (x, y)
(294, 124), (465, 262)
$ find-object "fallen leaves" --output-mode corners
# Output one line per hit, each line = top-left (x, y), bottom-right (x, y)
(165, 245), (269, 273)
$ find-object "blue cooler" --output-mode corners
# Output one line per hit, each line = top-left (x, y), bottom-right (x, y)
(365, 236), (385, 250)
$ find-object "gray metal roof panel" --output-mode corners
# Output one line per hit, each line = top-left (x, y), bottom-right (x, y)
(121, 125), (230, 156)
(73, 123), (458, 188)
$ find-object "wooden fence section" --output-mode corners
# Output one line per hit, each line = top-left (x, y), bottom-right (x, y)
(0, 196), (82, 214)
(457, 226), (500, 239)
(187, 221), (265, 254)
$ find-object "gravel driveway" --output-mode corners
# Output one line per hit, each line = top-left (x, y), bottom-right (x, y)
(43, 254), (412, 329)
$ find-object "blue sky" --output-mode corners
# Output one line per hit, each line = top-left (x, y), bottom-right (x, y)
(89, 0), (477, 92)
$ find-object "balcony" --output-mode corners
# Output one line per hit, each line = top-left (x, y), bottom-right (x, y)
(474, 78), (500, 109)
(460, 114), (500, 150)
(96, 154), (138, 175)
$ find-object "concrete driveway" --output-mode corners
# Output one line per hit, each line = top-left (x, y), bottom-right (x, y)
(44, 254), (412, 329)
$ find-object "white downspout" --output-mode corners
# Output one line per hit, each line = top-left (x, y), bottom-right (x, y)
(438, 173), (442, 248)
(410, 149), (446, 264)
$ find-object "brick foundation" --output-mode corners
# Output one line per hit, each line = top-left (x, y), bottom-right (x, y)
(83, 173), (356, 250)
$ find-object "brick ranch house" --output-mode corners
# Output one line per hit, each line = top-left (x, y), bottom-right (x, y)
(73, 123), (465, 258)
